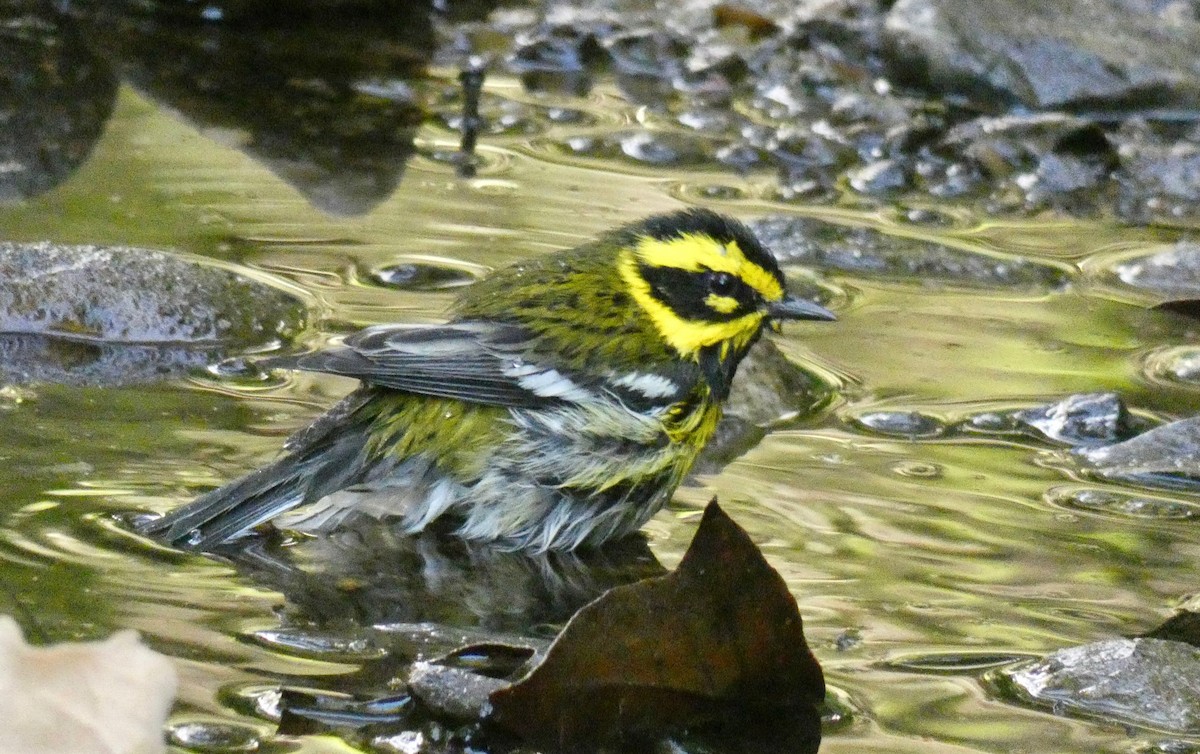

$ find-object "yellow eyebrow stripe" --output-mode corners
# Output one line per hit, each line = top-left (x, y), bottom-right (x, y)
(633, 234), (784, 301)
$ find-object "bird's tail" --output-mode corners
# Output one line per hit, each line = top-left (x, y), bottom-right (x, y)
(139, 391), (380, 550)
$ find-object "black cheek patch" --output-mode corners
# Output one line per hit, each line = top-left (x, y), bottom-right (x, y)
(638, 263), (755, 322)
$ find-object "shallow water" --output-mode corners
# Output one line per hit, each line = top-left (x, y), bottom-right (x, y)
(3, 70), (1200, 754)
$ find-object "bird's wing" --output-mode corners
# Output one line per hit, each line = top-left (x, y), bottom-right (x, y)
(294, 322), (591, 408)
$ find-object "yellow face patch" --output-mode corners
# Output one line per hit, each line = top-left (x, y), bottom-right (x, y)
(633, 233), (785, 302)
(704, 293), (740, 314)
(619, 247), (768, 358)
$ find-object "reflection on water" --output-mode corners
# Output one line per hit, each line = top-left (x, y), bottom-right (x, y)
(1, 3), (1200, 754)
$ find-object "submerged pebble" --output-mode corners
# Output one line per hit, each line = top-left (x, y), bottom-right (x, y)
(851, 410), (945, 438)
(168, 721), (262, 753)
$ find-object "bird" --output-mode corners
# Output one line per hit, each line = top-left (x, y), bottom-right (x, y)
(140, 208), (835, 553)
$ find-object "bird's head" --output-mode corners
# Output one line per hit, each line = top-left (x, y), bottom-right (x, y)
(613, 209), (835, 395)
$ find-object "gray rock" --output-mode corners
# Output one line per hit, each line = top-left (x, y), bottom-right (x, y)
(1006, 638), (1200, 734)
(884, 0), (1200, 112)
(1115, 128), (1200, 222)
(1076, 416), (1200, 487)
(751, 215), (1072, 290)
(407, 661), (509, 722)
(941, 113), (1117, 207)
(0, 242), (307, 345)
(1014, 392), (1131, 446)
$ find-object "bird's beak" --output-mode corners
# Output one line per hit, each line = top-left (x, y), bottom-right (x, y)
(767, 295), (837, 322)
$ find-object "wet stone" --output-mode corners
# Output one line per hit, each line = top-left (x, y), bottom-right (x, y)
(1115, 131), (1200, 223)
(851, 410), (945, 438)
(1003, 638), (1200, 734)
(1112, 242), (1200, 299)
(714, 141), (766, 170)
(942, 114), (1117, 210)
(698, 338), (834, 472)
(1076, 416), (1200, 490)
(770, 125), (859, 173)
(618, 131), (712, 165)
(604, 29), (688, 79)
(834, 629), (862, 651)
(371, 730), (427, 754)
(0, 242), (307, 344)
(0, 335), (221, 387)
(847, 158), (910, 195)
(1014, 392), (1132, 447)
(408, 661), (508, 722)
(750, 215), (1071, 290)
(884, 0), (1200, 112)
(219, 684), (282, 722)
(507, 25), (605, 96)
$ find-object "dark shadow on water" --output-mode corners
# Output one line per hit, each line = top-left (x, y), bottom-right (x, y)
(215, 524), (667, 632)
(3, 0), (507, 214)
(0, 0), (118, 203)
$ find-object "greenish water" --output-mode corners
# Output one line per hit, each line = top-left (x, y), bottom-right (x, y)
(2, 78), (1200, 754)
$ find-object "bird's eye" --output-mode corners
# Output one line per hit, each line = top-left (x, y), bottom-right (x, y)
(707, 272), (735, 296)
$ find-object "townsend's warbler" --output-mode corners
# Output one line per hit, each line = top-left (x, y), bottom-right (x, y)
(142, 209), (835, 552)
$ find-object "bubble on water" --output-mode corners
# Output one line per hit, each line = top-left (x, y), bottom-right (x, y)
(891, 460), (944, 479)
(369, 262), (479, 291)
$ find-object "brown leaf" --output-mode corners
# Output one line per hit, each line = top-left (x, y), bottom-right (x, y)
(488, 500), (824, 751)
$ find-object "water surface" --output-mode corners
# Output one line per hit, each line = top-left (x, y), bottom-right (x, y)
(2, 70), (1199, 754)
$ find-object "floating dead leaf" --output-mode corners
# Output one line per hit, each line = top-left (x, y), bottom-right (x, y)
(488, 500), (824, 752)
(0, 615), (177, 754)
